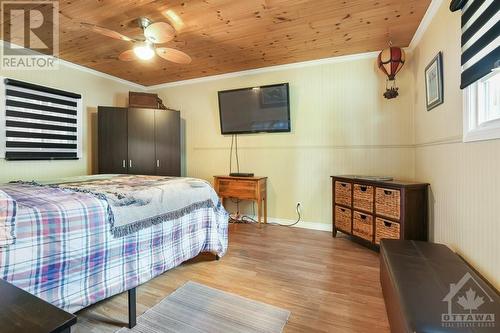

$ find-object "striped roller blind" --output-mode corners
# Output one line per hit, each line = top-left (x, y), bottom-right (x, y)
(450, 0), (500, 89)
(2, 78), (82, 160)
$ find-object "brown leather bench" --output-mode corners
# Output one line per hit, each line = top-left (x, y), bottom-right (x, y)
(380, 239), (500, 333)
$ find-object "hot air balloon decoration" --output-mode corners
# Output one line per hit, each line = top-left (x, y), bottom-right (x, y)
(377, 45), (405, 99)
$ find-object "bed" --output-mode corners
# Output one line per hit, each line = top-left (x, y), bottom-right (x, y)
(0, 174), (228, 316)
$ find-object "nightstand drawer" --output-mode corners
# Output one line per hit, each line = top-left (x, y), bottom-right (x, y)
(375, 188), (401, 220)
(217, 179), (257, 199)
(335, 181), (352, 206)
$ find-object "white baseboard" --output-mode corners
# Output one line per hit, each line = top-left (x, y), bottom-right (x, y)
(246, 216), (332, 232)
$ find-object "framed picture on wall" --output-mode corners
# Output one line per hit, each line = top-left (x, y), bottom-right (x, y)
(425, 52), (444, 111)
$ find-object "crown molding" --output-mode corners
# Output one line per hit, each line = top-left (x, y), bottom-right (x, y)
(56, 58), (145, 90)
(0, 40), (145, 90)
(146, 51), (380, 90)
(408, 0), (443, 50)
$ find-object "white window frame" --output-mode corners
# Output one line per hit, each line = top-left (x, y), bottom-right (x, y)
(463, 70), (500, 142)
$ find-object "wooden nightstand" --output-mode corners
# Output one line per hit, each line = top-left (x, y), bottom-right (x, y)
(0, 278), (76, 333)
(213, 175), (267, 223)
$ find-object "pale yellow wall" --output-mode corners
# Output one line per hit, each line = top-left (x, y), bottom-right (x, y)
(155, 57), (416, 224)
(410, 1), (500, 289)
(0, 65), (139, 183)
(0, 0), (494, 292)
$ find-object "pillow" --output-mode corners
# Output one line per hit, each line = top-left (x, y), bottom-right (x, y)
(0, 189), (17, 247)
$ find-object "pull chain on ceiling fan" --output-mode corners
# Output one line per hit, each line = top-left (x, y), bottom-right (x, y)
(81, 16), (191, 64)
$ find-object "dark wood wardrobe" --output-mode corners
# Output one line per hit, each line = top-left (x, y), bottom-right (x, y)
(98, 107), (180, 176)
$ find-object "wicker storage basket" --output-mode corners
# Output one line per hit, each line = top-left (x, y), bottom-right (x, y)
(335, 181), (352, 206)
(335, 206), (351, 233)
(375, 188), (401, 220)
(353, 211), (373, 241)
(353, 184), (374, 212)
(375, 218), (400, 244)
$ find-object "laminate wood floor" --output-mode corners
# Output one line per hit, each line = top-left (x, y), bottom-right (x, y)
(74, 224), (390, 333)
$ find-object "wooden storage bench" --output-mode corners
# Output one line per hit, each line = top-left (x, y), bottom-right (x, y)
(331, 175), (428, 248)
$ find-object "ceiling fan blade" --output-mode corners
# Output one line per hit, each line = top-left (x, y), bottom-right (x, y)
(118, 49), (136, 61)
(163, 9), (185, 31)
(81, 22), (134, 42)
(156, 47), (191, 64)
(144, 22), (175, 44)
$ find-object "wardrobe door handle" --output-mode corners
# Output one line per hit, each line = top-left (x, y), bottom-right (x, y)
(129, 160), (133, 168)
(157, 160), (160, 168)
(122, 160), (126, 168)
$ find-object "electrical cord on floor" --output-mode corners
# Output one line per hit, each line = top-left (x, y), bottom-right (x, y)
(229, 202), (302, 227)
(269, 202), (302, 227)
(230, 212), (259, 224)
(229, 201), (258, 224)
(228, 198), (257, 224)
(233, 202), (258, 223)
(229, 214), (257, 224)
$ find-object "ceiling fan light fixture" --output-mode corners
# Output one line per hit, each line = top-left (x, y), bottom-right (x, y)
(133, 42), (155, 60)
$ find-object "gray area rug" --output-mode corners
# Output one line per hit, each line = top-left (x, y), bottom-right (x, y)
(117, 281), (291, 333)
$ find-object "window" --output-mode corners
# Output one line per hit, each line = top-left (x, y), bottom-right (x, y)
(463, 70), (500, 142)
(0, 78), (83, 160)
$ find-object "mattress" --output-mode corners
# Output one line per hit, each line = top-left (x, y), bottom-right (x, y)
(0, 175), (228, 313)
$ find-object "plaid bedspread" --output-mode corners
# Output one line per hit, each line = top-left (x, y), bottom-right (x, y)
(0, 181), (228, 313)
(43, 175), (223, 238)
(0, 190), (16, 247)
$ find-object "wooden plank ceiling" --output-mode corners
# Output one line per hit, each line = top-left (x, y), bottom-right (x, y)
(54, 0), (430, 86)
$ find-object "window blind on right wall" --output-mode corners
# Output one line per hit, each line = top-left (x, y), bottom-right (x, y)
(450, 0), (500, 89)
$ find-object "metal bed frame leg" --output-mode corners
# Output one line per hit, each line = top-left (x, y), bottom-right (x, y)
(127, 253), (219, 329)
(128, 288), (137, 329)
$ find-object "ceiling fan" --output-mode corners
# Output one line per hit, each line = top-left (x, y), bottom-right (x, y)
(81, 17), (191, 64)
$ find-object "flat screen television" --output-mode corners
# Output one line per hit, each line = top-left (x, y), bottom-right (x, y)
(218, 83), (290, 134)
